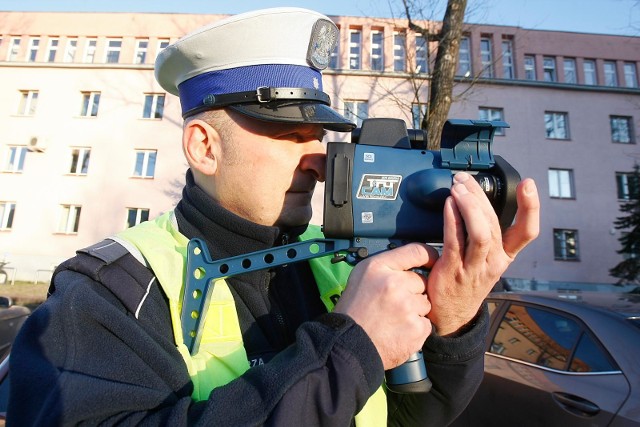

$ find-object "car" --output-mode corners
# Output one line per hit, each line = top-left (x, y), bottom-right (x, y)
(451, 290), (640, 427)
(0, 296), (30, 420)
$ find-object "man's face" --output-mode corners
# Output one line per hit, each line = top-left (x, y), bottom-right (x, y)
(212, 110), (327, 229)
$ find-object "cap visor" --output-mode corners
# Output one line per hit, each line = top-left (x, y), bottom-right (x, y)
(229, 102), (356, 132)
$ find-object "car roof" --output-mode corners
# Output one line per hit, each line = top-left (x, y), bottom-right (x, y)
(488, 290), (640, 319)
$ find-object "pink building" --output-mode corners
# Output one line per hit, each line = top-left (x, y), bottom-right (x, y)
(0, 11), (639, 289)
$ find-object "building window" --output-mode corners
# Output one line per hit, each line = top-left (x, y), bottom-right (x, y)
(329, 35), (339, 69)
(142, 93), (165, 119)
(7, 37), (21, 61)
(27, 38), (39, 62)
(133, 150), (157, 178)
(126, 208), (150, 228)
(480, 37), (493, 78)
(624, 62), (638, 88)
(83, 38), (97, 63)
(393, 31), (406, 72)
(548, 169), (575, 199)
(616, 172), (638, 200)
(80, 91), (100, 117)
(415, 34), (428, 74)
(604, 61), (618, 86)
(479, 107), (505, 135)
(69, 147), (91, 175)
(501, 39), (514, 79)
(157, 39), (170, 59)
(554, 229), (579, 261)
(3, 146), (27, 173)
(543, 57), (556, 82)
(412, 103), (427, 129)
(105, 38), (122, 64)
(0, 202), (16, 230)
(611, 116), (634, 144)
(134, 39), (148, 64)
(583, 59), (597, 85)
(524, 55), (536, 80)
(64, 38), (77, 63)
(545, 112), (569, 139)
(457, 36), (471, 77)
(344, 100), (369, 127)
(563, 58), (577, 84)
(17, 90), (39, 116)
(46, 38), (59, 62)
(349, 29), (362, 70)
(370, 30), (384, 71)
(58, 205), (81, 234)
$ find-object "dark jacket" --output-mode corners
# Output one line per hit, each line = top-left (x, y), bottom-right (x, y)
(7, 171), (487, 426)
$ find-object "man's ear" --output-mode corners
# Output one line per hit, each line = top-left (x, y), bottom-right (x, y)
(183, 119), (220, 176)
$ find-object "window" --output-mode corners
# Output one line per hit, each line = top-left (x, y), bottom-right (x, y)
(3, 146), (27, 173)
(624, 62), (638, 88)
(524, 55), (536, 80)
(0, 202), (16, 230)
(328, 35), (339, 69)
(611, 116), (634, 144)
(126, 208), (150, 228)
(548, 169), (574, 199)
(393, 31), (406, 72)
(27, 38), (39, 62)
(480, 37), (493, 78)
(134, 39), (148, 64)
(344, 100), (368, 127)
(157, 39), (170, 59)
(80, 91), (100, 117)
(501, 39), (514, 79)
(543, 57), (556, 82)
(370, 30), (384, 71)
(479, 107), (505, 135)
(46, 38), (59, 62)
(83, 38), (97, 63)
(554, 229), (579, 261)
(570, 332), (616, 373)
(545, 112), (569, 139)
(64, 38), (77, 63)
(415, 34), (428, 74)
(457, 36), (471, 77)
(58, 205), (81, 234)
(563, 58), (577, 84)
(142, 93), (165, 119)
(616, 172), (638, 200)
(7, 37), (21, 61)
(583, 59), (597, 85)
(105, 38), (122, 63)
(349, 29), (361, 70)
(17, 90), (39, 116)
(412, 103), (427, 129)
(69, 147), (91, 175)
(133, 150), (157, 178)
(604, 61), (618, 86)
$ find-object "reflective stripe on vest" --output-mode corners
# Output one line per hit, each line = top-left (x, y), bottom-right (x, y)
(116, 211), (386, 426)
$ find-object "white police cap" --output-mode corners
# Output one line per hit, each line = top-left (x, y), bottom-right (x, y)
(155, 7), (355, 132)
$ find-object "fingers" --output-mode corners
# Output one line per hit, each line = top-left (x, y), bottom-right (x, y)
(502, 178), (540, 258)
(371, 241), (440, 272)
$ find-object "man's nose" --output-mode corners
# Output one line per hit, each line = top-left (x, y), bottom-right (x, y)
(300, 142), (327, 182)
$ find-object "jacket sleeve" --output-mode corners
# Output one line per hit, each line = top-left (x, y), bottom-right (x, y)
(387, 305), (490, 427)
(7, 270), (383, 426)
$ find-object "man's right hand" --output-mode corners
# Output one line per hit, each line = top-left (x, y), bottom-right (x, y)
(333, 243), (438, 370)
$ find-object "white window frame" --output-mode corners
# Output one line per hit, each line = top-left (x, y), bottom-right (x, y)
(583, 59), (597, 85)
(604, 61), (618, 86)
(3, 146), (27, 173)
(126, 207), (150, 228)
(545, 111), (569, 140)
(501, 39), (514, 79)
(480, 37), (493, 78)
(349, 29), (361, 70)
(46, 38), (59, 62)
(344, 100), (368, 127)
(142, 93), (165, 119)
(83, 38), (97, 63)
(548, 169), (574, 199)
(69, 147), (91, 175)
(543, 56), (556, 82)
(7, 37), (21, 61)
(104, 38), (122, 64)
(624, 62), (638, 88)
(457, 36), (471, 76)
(370, 30), (384, 71)
(18, 90), (39, 116)
(58, 204), (82, 234)
(133, 149), (157, 178)
(0, 202), (16, 230)
(393, 31), (406, 72)
(26, 37), (39, 62)
(611, 116), (634, 144)
(616, 172), (637, 200)
(478, 107), (505, 135)
(80, 91), (100, 117)
(64, 38), (78, 63)
(524, 55), (536, 80)
(134, 39), (148, 64)
(563, 58), (577, 84)
(415, 34), (428, 74)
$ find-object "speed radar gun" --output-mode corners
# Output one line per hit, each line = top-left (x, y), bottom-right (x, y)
(181, 118), (520, 394)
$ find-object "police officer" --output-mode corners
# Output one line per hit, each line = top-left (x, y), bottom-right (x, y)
(7, 8), (539, 426)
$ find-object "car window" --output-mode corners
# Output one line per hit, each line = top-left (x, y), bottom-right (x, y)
(489, 303), (580, 370)
(570, 332), (617, 372)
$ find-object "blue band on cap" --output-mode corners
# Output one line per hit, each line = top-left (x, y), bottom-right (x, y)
(178, 64), (323, 115)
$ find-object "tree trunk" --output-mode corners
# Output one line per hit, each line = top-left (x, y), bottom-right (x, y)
(424, 0), (468, 150)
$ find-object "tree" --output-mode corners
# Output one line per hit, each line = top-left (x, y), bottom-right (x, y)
(610, 164), (640, 284)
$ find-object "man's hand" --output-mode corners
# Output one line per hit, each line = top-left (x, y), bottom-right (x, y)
(427, 172), (540, 336)
(334, 243), (438, 370)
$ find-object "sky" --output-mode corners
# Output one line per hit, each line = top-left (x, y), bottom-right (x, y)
(0, 0), (638, 36)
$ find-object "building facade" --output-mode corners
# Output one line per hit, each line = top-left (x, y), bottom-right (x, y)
(0, 11), (639, 287)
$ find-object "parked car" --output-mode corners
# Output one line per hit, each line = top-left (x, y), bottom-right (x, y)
(451, 290), (640, 427)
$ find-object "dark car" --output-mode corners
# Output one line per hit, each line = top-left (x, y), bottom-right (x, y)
(452, 290), (640, 427)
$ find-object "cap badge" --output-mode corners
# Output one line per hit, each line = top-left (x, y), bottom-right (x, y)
(307, 19), (338, 70)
